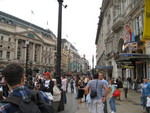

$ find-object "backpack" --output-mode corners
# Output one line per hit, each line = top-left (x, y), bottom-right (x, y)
(1, 90), (55, 113)
(113, 89), (120, 97)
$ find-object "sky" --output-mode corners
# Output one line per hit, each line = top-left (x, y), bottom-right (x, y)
(0, 0), (102, 67)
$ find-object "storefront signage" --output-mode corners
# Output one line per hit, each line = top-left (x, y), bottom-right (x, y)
(143, 0), (150, 40)
(117, 65), (134, 69)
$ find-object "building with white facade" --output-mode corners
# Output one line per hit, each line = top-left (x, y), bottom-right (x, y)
(0, 11), (57, 74)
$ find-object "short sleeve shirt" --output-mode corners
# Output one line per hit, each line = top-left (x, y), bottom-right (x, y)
(87, 79), (106, 100)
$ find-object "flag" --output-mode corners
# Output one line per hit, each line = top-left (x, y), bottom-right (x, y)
(31, 10), (34, 15)
(143, 0), (150, 40)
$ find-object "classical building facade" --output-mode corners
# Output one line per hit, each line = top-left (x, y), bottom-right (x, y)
(96, 0), (150, 81)
(61, 39), (89, 74)
(0, 11), (57, 74)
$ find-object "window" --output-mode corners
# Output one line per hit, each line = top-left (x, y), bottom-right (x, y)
(49, 58), (51, 64)
(1, 18), (5, 22)
(6, 52), (10, 59)
(135, 16), (142, 35)
(17, 47), (21, 60)
(1, 36), (3, 40)
(8, 38), (11, 42)
(8, 21), (13, 24)
(45, 58), (47, 63)
(8, 46), (10, 49)
(34, 50), (37, 62)
(0, 45), (2, 48)
(0, 50), (2, 58)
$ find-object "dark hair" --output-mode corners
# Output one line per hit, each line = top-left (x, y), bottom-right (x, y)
(93, 73), (99, 79)
(2, 63), (24, 86)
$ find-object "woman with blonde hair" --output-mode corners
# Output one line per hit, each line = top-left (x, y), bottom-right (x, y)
(77, 80), (85, 103)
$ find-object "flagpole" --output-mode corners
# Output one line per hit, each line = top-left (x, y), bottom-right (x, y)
(30, 10), (34, 27)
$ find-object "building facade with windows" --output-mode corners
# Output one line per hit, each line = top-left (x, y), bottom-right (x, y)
(96, 0), (150, 81)
(0, 11), (57, 74)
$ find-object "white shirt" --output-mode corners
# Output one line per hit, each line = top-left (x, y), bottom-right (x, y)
(61, 78), (67, 91)
(44, 80), (50, 87)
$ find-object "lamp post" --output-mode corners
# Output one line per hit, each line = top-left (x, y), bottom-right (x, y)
(25, 40), (29, 79)
(56, 0), (63, 88)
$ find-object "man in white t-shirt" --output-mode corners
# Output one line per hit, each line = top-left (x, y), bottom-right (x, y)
(61, 76), (67, 104)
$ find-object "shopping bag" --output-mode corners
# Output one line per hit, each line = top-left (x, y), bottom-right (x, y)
(146, 97), (150, 107)
(86, 93), (92, 104)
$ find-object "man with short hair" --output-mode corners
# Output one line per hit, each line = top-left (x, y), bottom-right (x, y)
(85, 73), (109, 113)
(99, 72), (109, 113)
(0, 63), (52, 113)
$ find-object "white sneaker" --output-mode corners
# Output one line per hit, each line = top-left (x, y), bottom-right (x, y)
(111, 111), (115, 113)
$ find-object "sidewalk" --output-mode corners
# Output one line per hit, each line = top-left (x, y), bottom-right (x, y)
(75, 89), (145, 113)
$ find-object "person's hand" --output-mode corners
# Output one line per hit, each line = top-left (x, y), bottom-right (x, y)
(102, 96), (106, 102)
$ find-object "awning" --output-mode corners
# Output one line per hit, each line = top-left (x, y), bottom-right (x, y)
(116, 53), (150, 62)
(96, 66), (113, 70)
(116, 53), (150, 69)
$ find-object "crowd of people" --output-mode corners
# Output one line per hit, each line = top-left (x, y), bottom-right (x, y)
(0, 62), (150, 113)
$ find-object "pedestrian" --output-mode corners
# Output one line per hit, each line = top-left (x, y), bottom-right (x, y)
(61, 75), (67, 104)
(123, 78), (129, 99)
(40, 72), (54, 95)
(141, 78), (150, 113)
(0, 63), (54, 113)
(99, 72), (110, 113)
(109, 80), (117, 113)
(75, 75), (80, 99)
(117, 77), (123, 101)
(70, 79), (74, 93)
(77, 80), (85, 103)
(85, 73), (109, 113)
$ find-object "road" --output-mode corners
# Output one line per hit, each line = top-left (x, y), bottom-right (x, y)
(58, 83), (145, 113)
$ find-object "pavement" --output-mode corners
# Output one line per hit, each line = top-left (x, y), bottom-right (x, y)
(59, 89), (146, 113)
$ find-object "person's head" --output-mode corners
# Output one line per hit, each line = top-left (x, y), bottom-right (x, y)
(2, 63), (25, 88)
(78, 80), (82, 85)
(93, 73), (99, 79)
(99, 72), (104, 80)
(43, 72), (51, 80)
(126, 25), (131, 32)
(109, 80), (114, 85)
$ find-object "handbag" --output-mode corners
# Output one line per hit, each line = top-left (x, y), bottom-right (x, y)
(113, 89), (120, 97)
(90, 80), (98, 98)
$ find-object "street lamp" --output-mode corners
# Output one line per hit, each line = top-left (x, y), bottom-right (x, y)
(25, 40), (29, 78)
(56, 0), (63, 88)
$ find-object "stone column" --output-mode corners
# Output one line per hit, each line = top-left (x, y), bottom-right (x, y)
(24, 41), (26, 62)
(32, 43), (35, 62)
(15, 39), (18, 59)
(39, 45), (42, 63)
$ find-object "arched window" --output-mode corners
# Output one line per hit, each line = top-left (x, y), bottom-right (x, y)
(0, 18), (5, 22)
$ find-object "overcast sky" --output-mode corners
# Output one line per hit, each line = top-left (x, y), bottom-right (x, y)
(0, 0), (102, 67)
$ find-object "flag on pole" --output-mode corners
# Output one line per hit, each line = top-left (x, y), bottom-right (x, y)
(31, 10), (34, 15)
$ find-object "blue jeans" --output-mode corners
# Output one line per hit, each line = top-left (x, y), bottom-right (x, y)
(75, 87), (78, 98)
(109, 96), (116, 112)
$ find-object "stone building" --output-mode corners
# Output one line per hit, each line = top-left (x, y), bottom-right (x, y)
(96, 0), (150, 81)
(0, 11), (57, 74)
